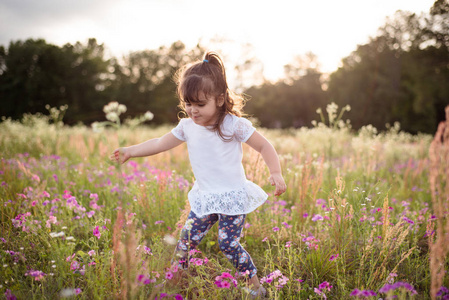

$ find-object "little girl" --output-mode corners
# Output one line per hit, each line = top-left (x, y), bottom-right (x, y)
(111, 51), (286, 298)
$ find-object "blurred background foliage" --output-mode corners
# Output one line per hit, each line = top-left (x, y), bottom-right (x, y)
(0, 0), (448, 134)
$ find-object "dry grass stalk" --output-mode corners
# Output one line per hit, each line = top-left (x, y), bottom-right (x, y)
(172, 200), (191, 239)
(360, 231), (375, 273)
(294, 155), (324, 220)
(111, 209), (144, 299)
(362, 220), (410, 287)
(111, 209), (125, 299)
(329, 176), (350, 248)
(387, 246), (416, 281)
(428, 105), (449, 299)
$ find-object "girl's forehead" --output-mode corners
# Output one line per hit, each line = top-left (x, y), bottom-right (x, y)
(184, 91), (214, 103)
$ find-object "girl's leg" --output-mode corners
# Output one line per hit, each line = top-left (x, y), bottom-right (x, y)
(217, 215), (259, 284)
(174, 211), (218, 268)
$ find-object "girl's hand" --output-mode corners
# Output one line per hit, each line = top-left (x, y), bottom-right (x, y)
(109, 148), (131, 164)
(269, 173), (287, 196)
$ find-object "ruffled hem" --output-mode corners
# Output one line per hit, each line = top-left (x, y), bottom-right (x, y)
(188, 180), (268, 217)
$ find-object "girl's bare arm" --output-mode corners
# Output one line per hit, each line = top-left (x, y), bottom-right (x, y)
(110, 132), (183, 164)
(246, 131), (286, 196)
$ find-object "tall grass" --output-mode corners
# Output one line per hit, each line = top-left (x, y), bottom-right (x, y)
(0, 104), (446, 299)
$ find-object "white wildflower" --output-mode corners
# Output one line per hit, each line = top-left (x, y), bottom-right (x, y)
(185, 219), (194, 231)
(144, 111), (154, 121)
(50, 231), (65, 238)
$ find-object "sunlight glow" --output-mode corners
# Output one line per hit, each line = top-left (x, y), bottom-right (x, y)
(1, 0), (435, 84)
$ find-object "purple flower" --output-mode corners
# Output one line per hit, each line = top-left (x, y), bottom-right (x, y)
(25, 269), (46, 281)
(329, 254), (339, 261)
(379, 282), (417, 295)
(5, 289), (17, 300)
(144, 246), (152, 255)
(402, 217), (414, 224)
(437, 286), (449, 297)
(350, 289), (377, 297)
(312, 214), (323, 222)
(272, 226), (280, 232)
(350, 289), (362, 296)
(318, 281), (332, 292)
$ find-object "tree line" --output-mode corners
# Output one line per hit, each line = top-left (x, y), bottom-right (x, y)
(1, 0), (448, 134)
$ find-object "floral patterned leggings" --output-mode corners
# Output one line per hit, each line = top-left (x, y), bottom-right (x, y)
(175, 210), (257, 278)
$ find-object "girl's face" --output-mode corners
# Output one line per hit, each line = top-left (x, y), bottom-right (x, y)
(184, 91), (223, 126)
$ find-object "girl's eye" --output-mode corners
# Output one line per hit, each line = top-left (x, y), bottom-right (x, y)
(185, 103), (191, 107)
(198, 104), (205, 107)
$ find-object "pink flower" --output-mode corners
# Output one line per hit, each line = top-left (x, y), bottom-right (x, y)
(66, 253), (75, 262)
(165, 271), (174, 280)
(93, 226), (101, 239)
(215, 272), (238, 288)
(88, 250), (95, 256)
(220, 272), (233, 279)
(272, 227), (280, 232)
(282, 222), (292, 228)
(46, 216), (57, 228)
(70, 260), (80, 271)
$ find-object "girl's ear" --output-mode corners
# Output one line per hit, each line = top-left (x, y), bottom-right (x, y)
(217, 94), (225, 107)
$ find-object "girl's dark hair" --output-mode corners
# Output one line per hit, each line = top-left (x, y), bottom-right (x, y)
(174, 51), (246, 141)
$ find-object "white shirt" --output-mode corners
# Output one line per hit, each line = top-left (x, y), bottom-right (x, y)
(171, 114), (268, 217)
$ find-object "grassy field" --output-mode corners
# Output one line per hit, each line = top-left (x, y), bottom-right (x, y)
(1, 105), (448, 299)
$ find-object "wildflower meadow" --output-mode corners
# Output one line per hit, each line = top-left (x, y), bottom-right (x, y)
(1, 103), (448, 299)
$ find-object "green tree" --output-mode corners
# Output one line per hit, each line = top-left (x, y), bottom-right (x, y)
(0, 38), (111, 124)
(327, 4), (449, 134)
(107, 41), (205, 124)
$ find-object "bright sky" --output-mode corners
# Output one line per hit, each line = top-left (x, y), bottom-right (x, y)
(0, 0), (436, 85)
